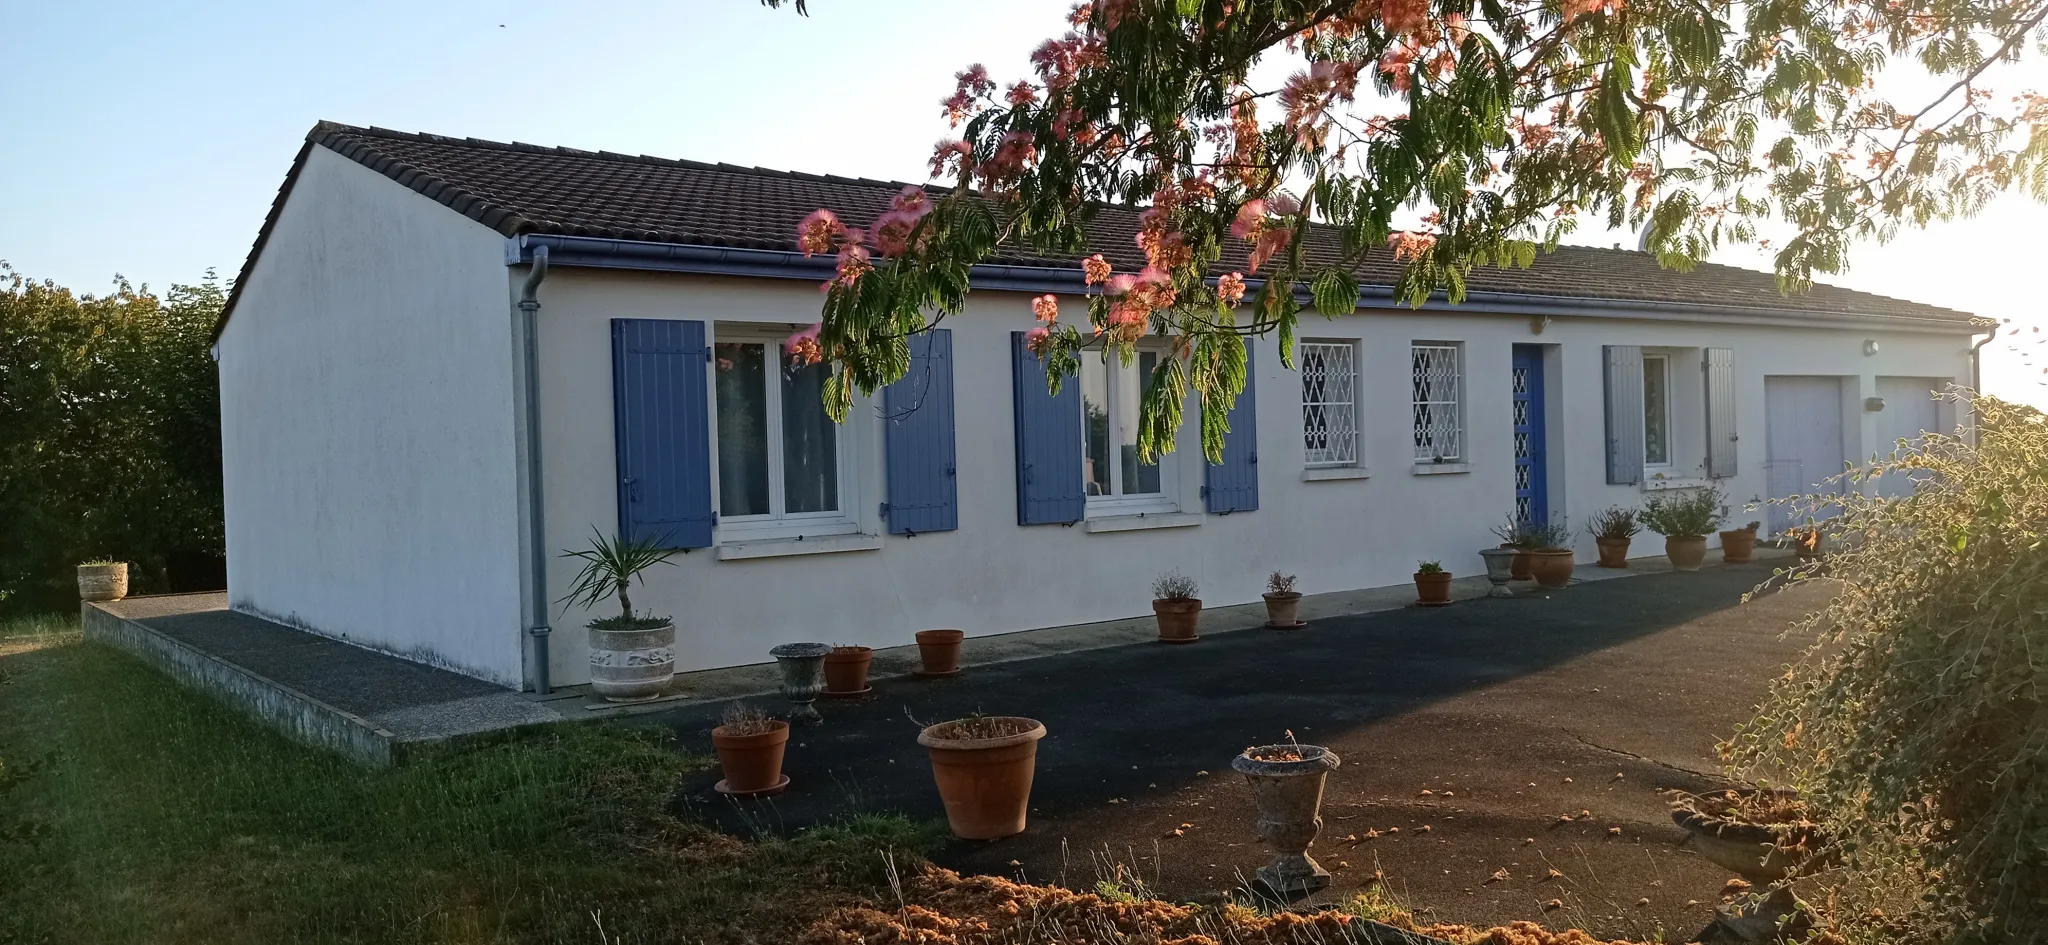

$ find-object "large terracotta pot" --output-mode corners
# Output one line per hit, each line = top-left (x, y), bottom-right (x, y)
(1594, 537), (1631, 568)
(914, 629), (964, 677)
(1262, 592), (1303, 628)
(1153, 599), (1202, 643)
(712, 719), (790, 797)
(1719, 529), (1758, 564)
(919, 717), (1046, 840)
(1665, 535), (1708, 572)
(823, 646), (873, 696)
(1414, 571), (1452, 606)
(76, 563), (128, 602)
(1504, 545), (1534, 580)
(589, 621), (676, 703)
(1528, 549), (1575, 588)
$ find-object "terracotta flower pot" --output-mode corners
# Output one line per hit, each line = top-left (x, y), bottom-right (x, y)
(1153, 598), (1202, 643)
(1262, 592), (1303, 628)
(823, 646), (873, 696)
(75, 563), (128, 602)
(1503, 545), (1533, 580)
(712, 719), (790, 797)
(1794, 531), (1824, 561)
(1665, 535), (1708, 571)
(918, 717), (1046, 840)
(1414, 571), (1452, 606)
(1528, 549), (1575, 588)
(1594, 537), (1631, 568)
(1719, 529), (1758, 564)
(914, 629), (964, 677)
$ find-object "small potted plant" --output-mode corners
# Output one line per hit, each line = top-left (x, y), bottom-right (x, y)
(1489, 516), (1537, 580)
(710, 702), (791, 797)
(918, 714), (1047, 839)
(913, 629), (965, 677)
(76, 559), (129, 602)
(1413, 561), (1452, 606)
(1586, 507), (1640, 568)
(1639, 487), (1725, 572)
(1262, 571), (1303, 629)
(1151, 570), (1202, 643)
(1524, 516), (1576, 589)
(823, 644), (873, 696)
(1720, 520), (1761, 564)
(559, 529), (681, 703)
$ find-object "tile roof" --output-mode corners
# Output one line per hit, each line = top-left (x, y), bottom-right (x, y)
(221, 121), (1981, 335)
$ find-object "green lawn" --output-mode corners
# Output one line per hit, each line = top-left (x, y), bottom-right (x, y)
(0, 614), (941, 945)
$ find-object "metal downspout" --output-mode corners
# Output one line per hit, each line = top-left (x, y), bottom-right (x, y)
(1970, 322), (1998, 395)
(518, 245), (551, 693)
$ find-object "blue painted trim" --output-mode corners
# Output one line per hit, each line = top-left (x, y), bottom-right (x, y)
(507, 234), (1980, 332)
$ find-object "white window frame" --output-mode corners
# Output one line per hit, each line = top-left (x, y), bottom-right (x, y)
(1300, 341), (1359, 468)
(710, 328), (860, 541)
(1080, 347), (1179, 515)
(1642, 353), (1673, 474)
(1411, 343), (1464, 463)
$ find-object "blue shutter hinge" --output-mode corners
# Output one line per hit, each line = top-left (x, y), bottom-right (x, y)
(1200, 485), (1210, 497)
(878, 502), (891, 518)
(1249, 452), (1258, 465)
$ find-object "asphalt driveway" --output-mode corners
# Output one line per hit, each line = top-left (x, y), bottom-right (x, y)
(656, 564), (1821, 940)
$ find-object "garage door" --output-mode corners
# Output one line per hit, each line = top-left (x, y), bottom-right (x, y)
(1874, 377), (1946, 499)
(1765, 376), (1845, 534)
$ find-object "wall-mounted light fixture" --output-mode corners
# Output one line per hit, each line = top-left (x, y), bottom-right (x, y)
(1865, 396), (1887, 412)
(1863, 339), (1881, 356)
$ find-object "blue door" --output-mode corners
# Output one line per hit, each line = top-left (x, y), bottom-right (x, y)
(1512, 345), (1547, 525)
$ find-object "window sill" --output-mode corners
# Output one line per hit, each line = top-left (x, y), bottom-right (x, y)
(1301, 465), (1371, 482)
(1084, 512), (1204, 533)
(1410, 462), (1472, 476)
(1641, 477), (1711, 492)
(717, 532), (883, 561)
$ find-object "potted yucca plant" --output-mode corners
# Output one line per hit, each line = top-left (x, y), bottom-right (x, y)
(1151, 569), (1202, 643)
(1586, 507), (1640, 568)
(1640, 488), (1726, 571)
(1262, 571), (1303, 628)
(559, 529), (681, 703)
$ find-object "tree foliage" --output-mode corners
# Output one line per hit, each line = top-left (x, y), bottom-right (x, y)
(1727, 394), (2048, 945)
(780, 0), (2044, 459)
(0, 264), (224, 613)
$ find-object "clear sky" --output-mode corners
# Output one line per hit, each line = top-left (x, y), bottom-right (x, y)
(5, 0), (2041, 402)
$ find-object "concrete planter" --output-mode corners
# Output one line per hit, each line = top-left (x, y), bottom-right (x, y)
(1232, 743), (1341, 895)
(1262, 592), (1303, 628)
(1594, 537), (1632, 568)
(1476, 549), (1516, 597)
(919, 717), (1046, 840)
(1152, 598), (1201, 643)
(1671, 790), (1825, 882)
(76, 563), (129, 602)
(1528, 549), (1575, 588)
(1665, 535), (1708, 571)
(770, 642), (829, 725)
(588, 621), (675, 703)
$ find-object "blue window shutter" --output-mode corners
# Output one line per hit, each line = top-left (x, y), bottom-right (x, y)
(1204, 344), (1260, 513)
(882, 329), (958, 534)
(1011, 331), (1085, 524)
(611, 319), (714, 549)
(1603, 345), (1645, 485)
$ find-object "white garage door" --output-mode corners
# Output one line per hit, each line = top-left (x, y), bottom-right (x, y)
(1874, 377), (1946, 499)
(1765, 376), (1846, 534)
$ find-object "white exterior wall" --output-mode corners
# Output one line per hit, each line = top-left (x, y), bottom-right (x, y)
(217, 146), (527, 685)
(534, 269), (1976, 683)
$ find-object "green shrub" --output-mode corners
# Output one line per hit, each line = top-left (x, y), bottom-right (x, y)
(1726, 395), (2047, 944)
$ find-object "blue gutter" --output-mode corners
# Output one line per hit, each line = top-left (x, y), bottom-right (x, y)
(507, 234), (1980, 335)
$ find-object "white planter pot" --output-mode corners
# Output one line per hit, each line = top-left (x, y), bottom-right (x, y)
(588, 622), (676, 703)
(77, 563), (129, 602)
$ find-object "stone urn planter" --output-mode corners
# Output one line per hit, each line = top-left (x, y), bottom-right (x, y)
(1232, 742), (1341, 895)
(822, 645), (873, 697)
(914, 629), (964, 677)
(1528, 549), (1575, 588)
(711, 713), (790, 798)
(918, 716), (1046, 840)
(1670, 789), (1827, 883)
(75, 562), (129, 602)
(1665, 535), (1708, 571)
(1594, 537), (1631, 568)
(1476, 548), (1517, 598)
(769, 642), (829, 724)
(589, 621), (677, 703)
(1720, 527), (1759, 563)
(1413, 567), (1453, 606)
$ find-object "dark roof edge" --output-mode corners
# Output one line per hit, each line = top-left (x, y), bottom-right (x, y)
(213, 137), (314, 342)
(509, 234), (1990, 335)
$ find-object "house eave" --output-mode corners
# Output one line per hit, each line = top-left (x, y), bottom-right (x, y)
(506, 234), (1985, 336)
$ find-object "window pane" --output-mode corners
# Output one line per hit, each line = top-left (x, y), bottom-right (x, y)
(781, 358), (839, 513)
(1122, 352), (1162, 494)
(1080, 358), (1111, 496)
(1643, 358), (1669, 465)
(715, 343), (770, 517)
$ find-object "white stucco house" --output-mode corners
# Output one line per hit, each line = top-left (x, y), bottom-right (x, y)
(215, 122), (1991, 690)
